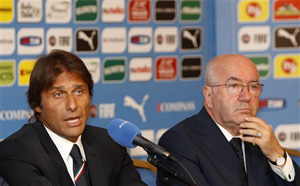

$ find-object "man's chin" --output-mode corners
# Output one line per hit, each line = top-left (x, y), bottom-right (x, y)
(65, 127), (85, 139)
(65, 132), (83, 142)
(235, 115), (250, 125)
(236, 114), (252, 123)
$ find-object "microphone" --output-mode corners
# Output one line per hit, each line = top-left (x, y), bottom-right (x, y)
(108, 118), (179, 162)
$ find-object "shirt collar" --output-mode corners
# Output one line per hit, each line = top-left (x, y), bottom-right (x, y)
(214, 121), (242, 141)
(43, 125), (86, 162)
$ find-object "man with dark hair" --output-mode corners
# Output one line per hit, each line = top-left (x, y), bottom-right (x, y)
(0, 50), (146, 186)
(157, 54), (300, 186)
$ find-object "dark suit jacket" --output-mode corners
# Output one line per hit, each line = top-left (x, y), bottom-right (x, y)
(0, 177), (8, 186)
(157, 107), (300, 186)
(0, 121), (146, 186)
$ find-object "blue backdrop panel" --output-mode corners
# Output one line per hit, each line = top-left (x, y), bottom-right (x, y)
(0, 0), (299, 164)
(0, 0), (214, 159)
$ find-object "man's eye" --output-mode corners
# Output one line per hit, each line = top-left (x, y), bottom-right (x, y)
(229, 84), (240, 88)
(75, 90), (83, 95)
(249, 84), (258, 89)
(54, 92), (63, 98)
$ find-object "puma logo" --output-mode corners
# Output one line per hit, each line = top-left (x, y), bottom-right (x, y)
(78, 30), (97, 50)
(183, 29), (200, 48)
(277, 28), (300, 47)
(124, 94), (149, 123)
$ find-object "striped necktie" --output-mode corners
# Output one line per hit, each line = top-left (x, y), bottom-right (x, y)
(70, 144), (90, 186)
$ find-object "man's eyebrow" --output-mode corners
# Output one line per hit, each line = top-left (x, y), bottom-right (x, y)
(47, 84), (85, 91)
(226, 77), (259, 83)
(48, 86), (64, 91)
(73, 84), (86, 89)
(250, 79), (258, 83)
(226, 76), (242, 82)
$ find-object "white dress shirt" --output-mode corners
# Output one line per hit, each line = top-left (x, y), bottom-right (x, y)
(44, 125), (87, 184)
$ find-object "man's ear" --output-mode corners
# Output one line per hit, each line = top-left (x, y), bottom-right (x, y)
(34, 105), (43, 113)
(203, 86), (213, 109)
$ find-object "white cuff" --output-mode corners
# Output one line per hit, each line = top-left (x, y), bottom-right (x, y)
(269, 152), (295, 182)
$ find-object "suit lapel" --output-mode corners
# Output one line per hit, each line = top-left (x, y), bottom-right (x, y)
(33, 121), (74, 186)
(82, 131), (108, 186)
(197, 108), (247, 180)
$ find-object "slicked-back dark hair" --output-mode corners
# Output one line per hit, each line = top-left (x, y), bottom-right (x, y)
(27, 49), (94, 121)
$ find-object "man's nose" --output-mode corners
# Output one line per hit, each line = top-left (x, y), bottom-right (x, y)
(66, 95), (78, 111)
(238, 85), (251, 102)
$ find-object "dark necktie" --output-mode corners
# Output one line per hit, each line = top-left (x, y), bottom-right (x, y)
(70, 144), (90, 186)
(230, 138), (245, 170)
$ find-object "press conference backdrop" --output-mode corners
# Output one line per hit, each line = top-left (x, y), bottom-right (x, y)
(0, 0), (299, 163)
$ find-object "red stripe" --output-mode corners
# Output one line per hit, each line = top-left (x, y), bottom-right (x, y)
(75, 162), (85, 182)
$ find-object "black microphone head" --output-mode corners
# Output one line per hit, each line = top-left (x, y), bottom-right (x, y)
(108, 118), (142, 148)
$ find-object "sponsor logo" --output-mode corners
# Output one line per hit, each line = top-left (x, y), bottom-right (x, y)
(18, 59), (35, 86)
(0, 60), (15, 86)
(0, 109), (34, 121)
(89, 104), (97, 118)
(128, 27), (152, 53)
(75, 28), (99, 53)
(181, 27), (202, 50)
(0, 0), (14, 23)
(157, 101), (196, 112)
(275, 124), (300, 148)
(0, 28), (15, 55)
(99, 103), (116, 119)
(128, 0), (151, 22)
(103, 58), (126, 82)
(181, 56), (202, 79)
(155, 56), (177, 81)
(102, 27), (126, 53)
(180, 0), (201, 22)
(82, 57), (100, 84)
(259, 99), (285, 109)
(155, 0), (176, 22)
(246, 2), (262, 18)
(17, 28), (44, 55)
(238, 26), (270, 52)
(101, 0), (125, 23)
(131, 35), (150, 44)
(74, 0), (98, 22)
(17, 0), (43, 23)
(129, 57), (152, 82)
(274, 26), (300, 49)
(20, 37), (42, 46)
(154, 27), (177, 52)
(46, 0), (71, 23)
(46, 28), (72, 52)
(124, 94), (149, 122)
(238, 0), (269, 22)
(248, 56), (270, 79)
(282, 59), (297, 73)
(274, 54), (299, 78)
(274, 0), (300, 21)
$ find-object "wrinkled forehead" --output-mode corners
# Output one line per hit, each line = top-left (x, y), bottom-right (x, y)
(44, 69), (86, 91)
(214, 56), (259, 83)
